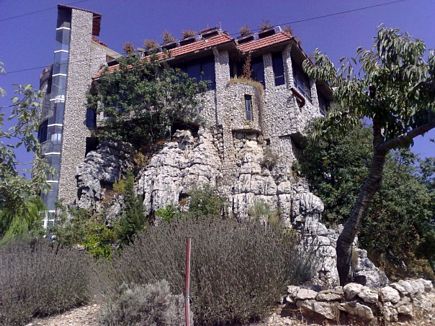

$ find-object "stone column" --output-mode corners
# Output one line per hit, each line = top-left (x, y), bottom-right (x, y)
(57, 9), (94, 204)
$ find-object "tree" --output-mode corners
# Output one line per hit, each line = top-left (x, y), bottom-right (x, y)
(303, 27), (435, 284)
(87, 54), (206, 148)
(115, 171), (145, 246)
(0, 62), (50, 243)
(300, 123), (434, 279)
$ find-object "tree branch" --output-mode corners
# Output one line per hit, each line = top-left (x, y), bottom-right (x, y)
(378, 119), (435, 152)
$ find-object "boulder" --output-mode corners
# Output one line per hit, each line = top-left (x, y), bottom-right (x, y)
(316, 288), (343, 302)
(379, 286), (401, 304)
(295, 288), (317, 300)
(343, 283), (364, 301)
(339, 301), (374, 321)
(296, 300), (338, 320)
(358, 286), (379, 304)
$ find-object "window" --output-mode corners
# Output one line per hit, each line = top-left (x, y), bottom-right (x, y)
(38, 120), (48, 143)
(49, 102), (65, 125)
(86, 108), (97, 129)
(318, 92), (330, 115)
(272, 52), (285, 86)
(251, 56), (265, 87)
(292, 62), (311, 100)
(245, 95), (253, 121)
(53, 51), (69, 75)
(180, 56), (216, 90)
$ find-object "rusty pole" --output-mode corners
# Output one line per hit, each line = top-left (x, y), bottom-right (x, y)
(185, 237), (192, 326)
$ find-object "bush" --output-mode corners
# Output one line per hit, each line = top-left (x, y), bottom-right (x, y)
(103, 218), (312, 325)
(184, 185), (225, 219)
(0, 240), (91, 325)
(100, 280), (189, 326)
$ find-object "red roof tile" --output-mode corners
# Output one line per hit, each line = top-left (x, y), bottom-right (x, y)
(237, 32), (292, 53)
(94, 34), (233, 78)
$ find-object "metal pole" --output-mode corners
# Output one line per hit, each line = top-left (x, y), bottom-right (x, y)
(185, 237), (191, 326)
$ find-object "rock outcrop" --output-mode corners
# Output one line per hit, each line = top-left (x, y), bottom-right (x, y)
(75, 141), (133, 211)
(74, 127), (387, 288)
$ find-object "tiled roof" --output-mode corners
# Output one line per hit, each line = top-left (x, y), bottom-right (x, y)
(94, 31), (294, 79)
(94, 34), (232, 78)
(237, 32), (292, 53)
(168, 34), (232, 58)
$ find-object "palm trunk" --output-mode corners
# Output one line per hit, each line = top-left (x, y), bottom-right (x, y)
(336, 150), (387, 285)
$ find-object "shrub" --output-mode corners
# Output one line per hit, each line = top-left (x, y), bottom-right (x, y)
(182, 30), (196, 39)
(248, 200), (280, 226)
(114, 172), (145, 247)
(155, 204), (180, 223)
(53, 207), (115, 259)
(143, 39), (158, 52)
(239, 25), (252, 37)
(261, 146), (279, 170)
(184, 185), (225, 219)
(122, 42), (135, 55)
(260, 21), (273, 31)
(162, 31), (176, 45)
(100, 280), (189, 326)
(103, 218), (312, 325)
(0, 240), (91, 325)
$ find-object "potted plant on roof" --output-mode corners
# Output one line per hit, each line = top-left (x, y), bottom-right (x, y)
(258, 21), (275, 39)
(144, 39), (159, 55)
(161, 31), (177, 50)
(180, 30), (196, 46)
(237, 25), (254, 44)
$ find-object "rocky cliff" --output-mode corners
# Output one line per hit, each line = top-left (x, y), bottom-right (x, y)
(75, 127), (386, 288)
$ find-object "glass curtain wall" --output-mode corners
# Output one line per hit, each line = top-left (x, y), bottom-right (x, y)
(39, 7), (72, 228)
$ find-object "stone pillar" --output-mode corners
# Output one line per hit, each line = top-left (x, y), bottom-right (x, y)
(283, 44), (294, 88)
(57, 9), (94, 204)
(310, 79), (319, 109)
(263, 53), (274, 90)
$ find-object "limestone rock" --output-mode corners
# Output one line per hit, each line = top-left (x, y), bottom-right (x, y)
(75, 141), (133, 210)
(316, 288), (343, 302)
(295, 288), (317, 300)
(343, 283), (364, 301)
(379, 286), (401, 304)
(339, 301), (374, 321)
(358, 286), (379, 304)
(296, 300), (338, 320)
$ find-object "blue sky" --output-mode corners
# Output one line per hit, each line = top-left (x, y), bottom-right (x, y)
(0, 0), (434, 172)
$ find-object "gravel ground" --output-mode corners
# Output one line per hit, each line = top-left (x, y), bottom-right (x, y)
(26, 302), (434, 326)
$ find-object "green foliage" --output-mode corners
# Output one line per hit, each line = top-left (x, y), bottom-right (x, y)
(0, 240), (91, 325)
(0, 82), (50, 243)
(248, 200), (281, 227)
(100, 280), (187, 326)
(300, 123), (434, 278)
(0, 196), (44, 245)
(53, 208), (116, 259)
(184, 185), (225, 218)
(304, 27), (435, 142)
(155, 204), (180, 223)
(114, 172), (145, 246)
(88, 55), (206, 148)
(102, 218), (312, 325)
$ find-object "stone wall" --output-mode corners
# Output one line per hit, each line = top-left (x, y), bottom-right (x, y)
(283, 279), (434, 323)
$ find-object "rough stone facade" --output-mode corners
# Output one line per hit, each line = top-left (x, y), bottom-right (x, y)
(57, 9), (116, 204)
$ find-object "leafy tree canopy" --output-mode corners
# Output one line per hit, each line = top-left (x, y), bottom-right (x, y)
(88, 54), (206, 147)
(304, 26), (435, 284)
(0, 62), (50, 243)
(300, 123), (434, 279)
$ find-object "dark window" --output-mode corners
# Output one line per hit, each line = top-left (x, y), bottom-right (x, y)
(53, 51), (69, 75)
(57, 8), (71, 28)
(251, 56), (265, 87)
(318, 92), (330, 115)
(292, 62), (311, 100)
(245, 95), (253, 121)
(85, 137), (99, 155)
(49, 102), (65, 125)
(86, 108), (97, 129)
(55, 28), (71, 51)
(272, 52), (285, 86)
(38, 120), (48, 143)
(180, 56), (216, 90)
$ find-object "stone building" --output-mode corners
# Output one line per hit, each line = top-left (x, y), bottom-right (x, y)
(38, 5), (331, 226)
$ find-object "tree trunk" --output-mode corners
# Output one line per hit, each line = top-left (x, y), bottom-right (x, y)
(336, 150), (387, 285)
